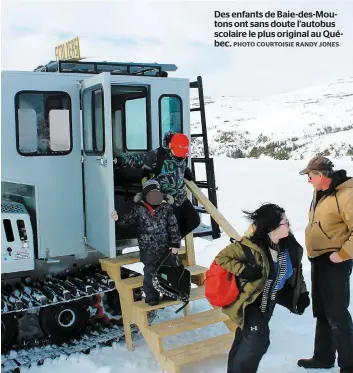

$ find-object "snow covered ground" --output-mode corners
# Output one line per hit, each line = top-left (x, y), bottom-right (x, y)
(22, 156), (353, 373)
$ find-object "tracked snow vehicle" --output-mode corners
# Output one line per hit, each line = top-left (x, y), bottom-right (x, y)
(1, 42), (220, 369)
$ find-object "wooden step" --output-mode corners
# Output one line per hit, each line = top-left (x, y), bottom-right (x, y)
(100, 251), (140, 267)
(120, 264), (207, 290)
(134, 286), (205, 312)
(100, 247), (186, 270)
(147, 308), (229, 338)
(120, 274), (144, 289)
(160, 333), (234, 373)
(178, 246), (186, 255)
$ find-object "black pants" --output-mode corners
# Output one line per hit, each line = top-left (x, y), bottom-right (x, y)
(311, 254), (353, 372)
(228, 305), (271, 373)
(173, 199), (200, 237)
(143, 263), (159, 300)
(142, 253), (179, 300)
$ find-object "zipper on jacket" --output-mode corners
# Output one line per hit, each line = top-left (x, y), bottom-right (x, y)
(311, 192), (317, 226)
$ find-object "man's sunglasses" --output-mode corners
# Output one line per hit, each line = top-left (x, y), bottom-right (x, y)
(308, 171), (321, 181)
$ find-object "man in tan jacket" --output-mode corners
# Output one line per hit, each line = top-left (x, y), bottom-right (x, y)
(297, 156), (353, 373)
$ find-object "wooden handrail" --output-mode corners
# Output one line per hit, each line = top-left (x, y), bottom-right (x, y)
(184, 179), (242, 241)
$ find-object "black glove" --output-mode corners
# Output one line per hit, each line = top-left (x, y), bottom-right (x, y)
(297, 291), (310, 314)
(114, 156), (124, 168)
(184, 167), (195, 181)
(142, 168), (151, 179)
(240, 265), (262, 282)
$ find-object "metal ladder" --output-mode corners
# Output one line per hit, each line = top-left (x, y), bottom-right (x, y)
(190, 76), (221, 239)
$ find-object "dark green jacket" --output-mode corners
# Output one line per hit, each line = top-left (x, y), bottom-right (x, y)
(215, 233), (307, 329)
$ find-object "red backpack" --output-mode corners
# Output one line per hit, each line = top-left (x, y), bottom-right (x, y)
(205, 260), (239, 307)
(205, 243), (256, 307)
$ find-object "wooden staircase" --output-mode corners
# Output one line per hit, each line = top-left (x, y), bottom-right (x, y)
(100, 180), (241, 372)
(100, 238), (235, 373)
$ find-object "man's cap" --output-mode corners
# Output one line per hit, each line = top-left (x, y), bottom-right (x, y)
(299, 156), (334, 175)
(169, 133), (190, 158)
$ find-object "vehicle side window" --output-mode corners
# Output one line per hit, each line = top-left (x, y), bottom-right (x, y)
(16, 91), (72, 156)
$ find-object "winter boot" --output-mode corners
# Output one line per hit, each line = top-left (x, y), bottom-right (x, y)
(145, 297), (159, 306)
(297, 358), (334, 369)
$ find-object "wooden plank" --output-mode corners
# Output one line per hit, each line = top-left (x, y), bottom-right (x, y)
(184, 179), (242, 241)
(178, 246), (186, 255)
(120, 265), (207, 290)
(187, 265), (208, 275)
(185, 188), (196, 266)
(183, 303), (190, 317)
(192, 271), (206, 286)
(224, 319), (237, 332)
(146, 334), (164, 364)
(101, 247), (186, 273)
(185, 233), (196, 266)
(118, 287), (135, 350)
(120, 275), (144, 289)
(134, 286), (205, 312)
(148, 308), (229, 337)
(160, 333), (233, 366)
(100, 251), (140, 267)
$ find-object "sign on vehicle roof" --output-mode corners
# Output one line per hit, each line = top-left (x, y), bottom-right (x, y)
(55, 37), (81, 61)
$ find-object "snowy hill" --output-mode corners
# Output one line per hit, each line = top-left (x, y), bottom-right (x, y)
(191, 77), (353, 160)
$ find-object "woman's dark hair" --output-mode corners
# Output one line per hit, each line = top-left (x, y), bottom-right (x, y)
(243, 203), (285, 245)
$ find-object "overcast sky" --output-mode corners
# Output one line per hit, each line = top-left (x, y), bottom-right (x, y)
(2, 0), (353, 98)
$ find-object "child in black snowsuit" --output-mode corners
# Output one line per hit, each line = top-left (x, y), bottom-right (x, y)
(112, 179), (181, 306)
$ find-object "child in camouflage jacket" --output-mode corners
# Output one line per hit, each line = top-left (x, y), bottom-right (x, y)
(112, 179), (181, 306)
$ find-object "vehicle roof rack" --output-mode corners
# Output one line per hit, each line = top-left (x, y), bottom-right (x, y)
(33, 60), (177, 76)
